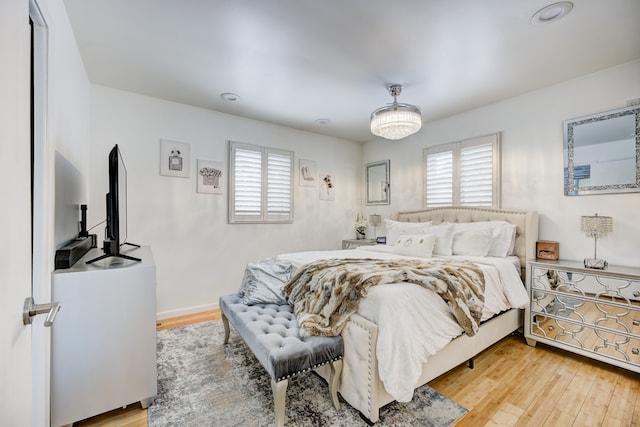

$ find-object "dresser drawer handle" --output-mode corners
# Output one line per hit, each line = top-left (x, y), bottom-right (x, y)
(634, 291), (640, 298)
(633, 348), (639, 355)
(634, 320), (640, 326)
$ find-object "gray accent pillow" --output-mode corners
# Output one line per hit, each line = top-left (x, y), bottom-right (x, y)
(239, 257), (293, 305)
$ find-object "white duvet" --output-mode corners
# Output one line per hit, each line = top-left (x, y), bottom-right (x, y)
(277, 246), (529, 402)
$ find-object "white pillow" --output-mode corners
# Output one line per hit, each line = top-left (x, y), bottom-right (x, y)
(428, 224), (455, 256)
(384, 219), (432, 246)
(447, 221), (516, 257)
(391, 234), (436, 258)
(451, 229), (493, 256)
(492, 222), (517, 256)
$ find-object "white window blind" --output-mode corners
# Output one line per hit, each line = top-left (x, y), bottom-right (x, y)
(229, 141), (294, 223)
(424, 133), (500, 208)
(460, 142), (494, 206)
(266, 151), (292, 216)
(425, 149), (455, 207)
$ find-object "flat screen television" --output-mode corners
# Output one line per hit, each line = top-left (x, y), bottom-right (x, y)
(86, 144), (141, 264)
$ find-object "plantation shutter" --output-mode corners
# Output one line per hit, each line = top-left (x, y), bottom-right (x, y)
(425, 148), (455, 207)
(229, 141), (293, 223)
(266, 149), (293, 220)
(460, 138), (495, 207)
(424, 133), (500, 208)
(232, 145), (262, 220)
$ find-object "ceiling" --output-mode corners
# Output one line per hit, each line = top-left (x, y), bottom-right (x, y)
(62, 0), (640, 143)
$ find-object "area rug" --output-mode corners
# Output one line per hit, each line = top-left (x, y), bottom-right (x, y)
(149, 320), (467, 426)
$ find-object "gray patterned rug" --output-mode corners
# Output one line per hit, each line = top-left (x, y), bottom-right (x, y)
(149, 320), (467, 426)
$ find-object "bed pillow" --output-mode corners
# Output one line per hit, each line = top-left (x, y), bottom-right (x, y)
(391, 234), (436, 258)
(451, 229), (493, 256)
(238, 257), (292, 305)
(428, 224), (455, 256)
(447, 221), (516, 257)
(384, 219), (432, 246)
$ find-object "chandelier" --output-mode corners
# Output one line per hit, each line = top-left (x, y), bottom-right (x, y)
(370, 84), (422, 140)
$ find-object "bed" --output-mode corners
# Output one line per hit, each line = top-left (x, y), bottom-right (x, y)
(239, 206), (538, 423)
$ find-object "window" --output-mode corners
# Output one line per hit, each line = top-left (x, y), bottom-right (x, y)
(424, 133), (500, 208)
(229, 141), (294, 223)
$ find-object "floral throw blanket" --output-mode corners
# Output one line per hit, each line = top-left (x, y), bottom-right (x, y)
(284, 258), (485, 337)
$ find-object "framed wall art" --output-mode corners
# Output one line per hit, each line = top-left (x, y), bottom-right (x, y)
(319, 172), (335, 201)
(299, 159), (317, 187)
(160, 139), (191, 178)
(197, 159), (224, 194)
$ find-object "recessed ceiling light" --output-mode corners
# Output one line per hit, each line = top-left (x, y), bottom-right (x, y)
(220, 92), (240, 102)
(531, 2), (573, 24)
(315, 118), (331, 125)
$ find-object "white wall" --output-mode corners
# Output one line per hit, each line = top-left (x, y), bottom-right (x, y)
(39, 0), (92, 250)
(89, 86), (362, 318)
(363, 59), (640, 268)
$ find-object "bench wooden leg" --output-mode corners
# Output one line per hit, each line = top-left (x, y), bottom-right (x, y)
(221, 313), (230, 344)
(329, 359), (342, 409)
(271, 378), (288, 427)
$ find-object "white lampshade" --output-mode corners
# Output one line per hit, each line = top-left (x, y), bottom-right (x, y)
(580, 214), (613, 239)
(369, 214), (382, 226)
(580, 213), (613, 269)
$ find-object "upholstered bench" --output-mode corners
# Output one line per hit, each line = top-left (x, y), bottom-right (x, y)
(219, 293), (344, 427)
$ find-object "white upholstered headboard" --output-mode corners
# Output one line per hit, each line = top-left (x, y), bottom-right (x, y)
(396, 207), (539, 277)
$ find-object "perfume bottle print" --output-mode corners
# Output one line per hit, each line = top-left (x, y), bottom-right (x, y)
(169, 149), (183, 171)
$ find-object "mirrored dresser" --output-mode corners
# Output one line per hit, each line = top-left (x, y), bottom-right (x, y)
(525, 259), (640, 374)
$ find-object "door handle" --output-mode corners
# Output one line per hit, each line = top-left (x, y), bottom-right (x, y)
(23, 297), (61, 327)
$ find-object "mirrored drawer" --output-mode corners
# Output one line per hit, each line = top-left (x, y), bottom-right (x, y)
(530, 314), (640, 367)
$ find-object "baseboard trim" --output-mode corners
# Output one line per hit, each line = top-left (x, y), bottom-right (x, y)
(157, 302), (220, 320)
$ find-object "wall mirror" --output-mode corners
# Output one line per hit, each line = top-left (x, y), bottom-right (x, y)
(366, 160), (390, 205)
(564, 104), (640, 196)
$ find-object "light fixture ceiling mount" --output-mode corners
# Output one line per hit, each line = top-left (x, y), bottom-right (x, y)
(531, 2), (573, 24)
(220, 92), (240, 102)
(370, 84), (422, 140)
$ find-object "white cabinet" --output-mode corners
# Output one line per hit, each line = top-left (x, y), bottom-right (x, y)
(525, 259), (640, 374)
(51, 246), (157, 426)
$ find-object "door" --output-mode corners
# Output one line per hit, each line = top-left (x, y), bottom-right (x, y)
(0, 1), (35, 425)
(0, 1), (52, 425)
(30, 1), (54, 425)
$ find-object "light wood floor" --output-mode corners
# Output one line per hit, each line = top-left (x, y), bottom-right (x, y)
(74, 311), (639, 427)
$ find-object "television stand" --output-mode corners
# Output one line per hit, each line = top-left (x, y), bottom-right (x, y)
(86, 240), (142, 264)
(52, 246), (157, 426)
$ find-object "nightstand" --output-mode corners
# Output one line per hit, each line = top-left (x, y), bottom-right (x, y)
(525, 259), (640, 374)
(342, 239), (376, 249)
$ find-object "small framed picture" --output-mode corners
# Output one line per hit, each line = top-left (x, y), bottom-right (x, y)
(197, 159), (224, 194)
(160, 139), (191, 178)
(299, 159), (317, 187)
(319, 173), (335, 201)
(536, 241), (559, 260)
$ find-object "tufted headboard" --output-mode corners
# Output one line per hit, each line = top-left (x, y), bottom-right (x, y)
(396, 207), (539, 278)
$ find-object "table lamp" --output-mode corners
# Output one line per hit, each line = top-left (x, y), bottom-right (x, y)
(580, 213), (613, 269)
(369, 214), (382, 239)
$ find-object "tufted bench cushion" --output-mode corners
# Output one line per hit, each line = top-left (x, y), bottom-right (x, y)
(219, 293), (343, 427)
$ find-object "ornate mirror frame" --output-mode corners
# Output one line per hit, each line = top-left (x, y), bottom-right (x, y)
(366, 160), (390, 205)
(564, 104), (640, 196)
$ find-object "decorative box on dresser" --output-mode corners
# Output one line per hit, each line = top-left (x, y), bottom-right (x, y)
(525, 259), (640, 374)
(51, 246), (157, 427)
